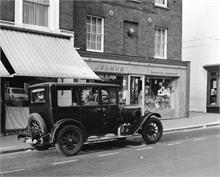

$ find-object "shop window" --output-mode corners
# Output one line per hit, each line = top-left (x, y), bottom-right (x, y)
(23, 0), (49, 27)
(154, 27), (167, 59)
(86, 15), (104, 52)
(208, 72), (217, 105)
(144, 78), (173, 111)
(5, 87), (28, 107)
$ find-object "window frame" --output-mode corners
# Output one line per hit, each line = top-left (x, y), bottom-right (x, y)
(86, 15), (104, 53)
(155, 0), (168, 8)
(15, 0), (59, 31)
(154, 27), (167, 59)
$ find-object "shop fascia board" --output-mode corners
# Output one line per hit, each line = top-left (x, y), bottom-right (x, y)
(83, 57), (188, 70)
(86, 60), (182, 77)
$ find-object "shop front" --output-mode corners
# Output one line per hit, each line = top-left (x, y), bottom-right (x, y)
(0, 25), (99, 135)
(85, 57), (190, 119)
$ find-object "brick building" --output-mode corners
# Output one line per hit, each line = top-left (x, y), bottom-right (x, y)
(71, 0), (190, 118)
(0, 0), (190, 135)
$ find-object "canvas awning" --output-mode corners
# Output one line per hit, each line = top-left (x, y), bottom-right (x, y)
(0, 27), (99, 80)
(0, 60), (10, 77)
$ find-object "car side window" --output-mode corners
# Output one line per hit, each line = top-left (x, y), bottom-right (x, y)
(31, 88), (46, 103)
(101, 88), (117, 105)
(81, 87), (99, 106)
(57, 88), (80, 107)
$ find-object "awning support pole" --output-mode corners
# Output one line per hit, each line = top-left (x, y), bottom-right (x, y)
(141, 75), (145, 116)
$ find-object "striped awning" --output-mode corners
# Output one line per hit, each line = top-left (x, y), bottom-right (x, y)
(0, 28), (99, 80)
(0, 60), (10, 77)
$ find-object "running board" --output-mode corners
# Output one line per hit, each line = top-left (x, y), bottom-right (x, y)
(84, 134), (134, 144)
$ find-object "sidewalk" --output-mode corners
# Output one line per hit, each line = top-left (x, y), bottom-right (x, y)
(0, 112), (220, 154)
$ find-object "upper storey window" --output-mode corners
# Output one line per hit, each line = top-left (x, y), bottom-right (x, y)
(23, 0), (49, 27)
(14, 0), (59, 31)
(86, 15), (104, 52)
(155, 0), (168, 8)
(154, 27), (167, 59)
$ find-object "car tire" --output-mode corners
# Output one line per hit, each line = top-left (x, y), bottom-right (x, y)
(55, 125), (84, 156)
(141, 116), (163, 144)
(28, 113), (50, 151)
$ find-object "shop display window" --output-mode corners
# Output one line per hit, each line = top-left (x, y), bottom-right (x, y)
(144, 78), (173, 111)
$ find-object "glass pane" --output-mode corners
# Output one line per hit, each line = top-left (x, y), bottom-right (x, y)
(81, 88), (99, 106)
(57, 90), (72, 107)
(101, 89), (117, 105)
(31, 88), (46, 103)
(209, 78), (217, 105)
(91, 41), (96, 50)
(23, 1), (48, 27)
(91, 34), (96, 42)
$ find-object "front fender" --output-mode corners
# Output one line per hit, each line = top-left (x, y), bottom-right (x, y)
(49, 119), (87, 144)
(129, 112), (161, 134)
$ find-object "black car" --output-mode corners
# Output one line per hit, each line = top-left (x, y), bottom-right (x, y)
(18, 82), (163, 156)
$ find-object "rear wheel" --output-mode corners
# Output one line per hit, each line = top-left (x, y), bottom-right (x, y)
(141, 116), (163, 144)
(55, 125), (84, 156)
(28, 113), (50, 150)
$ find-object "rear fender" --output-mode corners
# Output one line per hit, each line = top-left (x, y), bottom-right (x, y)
(49, 119), (87, 144)
(129, 112), (161, 134)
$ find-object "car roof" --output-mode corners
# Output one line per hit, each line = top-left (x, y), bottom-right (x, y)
(29, 82), (120, 88)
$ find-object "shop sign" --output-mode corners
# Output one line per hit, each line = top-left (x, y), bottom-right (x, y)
(93, 64), (125, 73)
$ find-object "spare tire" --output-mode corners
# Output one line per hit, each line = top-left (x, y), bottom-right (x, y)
(28, 113), (50, 150)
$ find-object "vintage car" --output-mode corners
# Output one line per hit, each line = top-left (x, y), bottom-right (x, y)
(18, 82), (163, 156)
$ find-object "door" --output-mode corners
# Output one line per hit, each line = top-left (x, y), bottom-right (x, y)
(54, 87), (81, 125)
(101, 87), (120, 134)
(81, 87), (104, 135)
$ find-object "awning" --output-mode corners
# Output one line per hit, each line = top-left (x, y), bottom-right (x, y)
(0, 60), (10, 77)
(0, 28), (99, 80)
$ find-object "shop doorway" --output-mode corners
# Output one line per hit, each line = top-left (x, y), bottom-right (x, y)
(206, 70), (220, 113)
(130, 76), (141, 104)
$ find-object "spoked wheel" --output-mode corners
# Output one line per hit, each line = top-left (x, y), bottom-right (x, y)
(55, 125), (84, 156)
(28, 113), (50, 150)
(141, 116), (163, 144)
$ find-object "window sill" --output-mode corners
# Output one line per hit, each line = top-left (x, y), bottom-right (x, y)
(129, 0), (141, 3)
(154, 56), (167, 60)
(154, 4), (170, 10)
(86, 49), (104, 53)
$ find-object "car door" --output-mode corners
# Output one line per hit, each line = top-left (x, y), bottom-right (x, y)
(81, 87), (104, 135)
(53, 86), (81, 124)
(101, 87), (120, 134)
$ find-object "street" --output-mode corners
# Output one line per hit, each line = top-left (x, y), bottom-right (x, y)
(1, 126), (220, 177)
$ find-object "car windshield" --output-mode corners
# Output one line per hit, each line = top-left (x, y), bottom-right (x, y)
(12, 88), (25, 94)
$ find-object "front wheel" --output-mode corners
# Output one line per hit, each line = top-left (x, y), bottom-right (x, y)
(141, 116), (163, 144)
(55, 125), (84, 156)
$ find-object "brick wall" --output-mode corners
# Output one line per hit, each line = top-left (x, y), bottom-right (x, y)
(72, 0), (182, 61)
(59, 0), (74, 31)
(0, 0), (15, 22)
